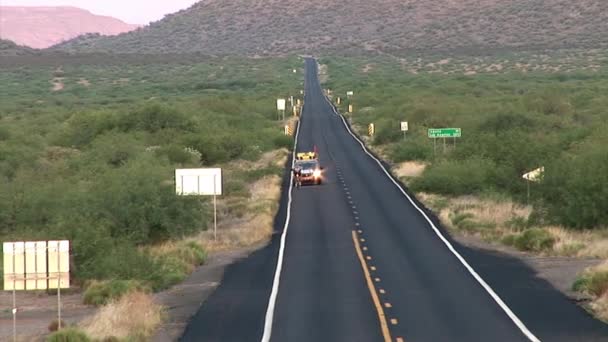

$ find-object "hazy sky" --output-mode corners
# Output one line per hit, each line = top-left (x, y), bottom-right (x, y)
(1, 0), (201, 24)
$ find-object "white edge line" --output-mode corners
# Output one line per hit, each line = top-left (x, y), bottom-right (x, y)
(316, 60), (541, 342)
(260, 67), (305, 342)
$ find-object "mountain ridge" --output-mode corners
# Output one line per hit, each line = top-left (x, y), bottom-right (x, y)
(0, 6), (140, 49)
(46, 0), (608, 56)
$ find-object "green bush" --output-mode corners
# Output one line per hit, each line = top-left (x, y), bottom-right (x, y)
(47, 328), (91, 342)
(273, 135), (294, 150)
(390, 139), (432, 162)
(117, 104), (194, 133)
(411, 158), (496, 195)
(512, 228), (555, 252)
(83, 279), (148, 306)
(572, 271), (608, 297)
(168, 241), (207, 267)
(540, 142), (608, 229)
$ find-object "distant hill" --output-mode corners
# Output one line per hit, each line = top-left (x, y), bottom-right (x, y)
(0, 39), (36, 56)
(0, 6), (140, 49)
(51, 0), (608, 56)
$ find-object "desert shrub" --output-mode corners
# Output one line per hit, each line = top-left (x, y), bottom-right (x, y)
(55, 110), (117, 147)
(390, 139), (433, 162)
(512, 228), (555, 252)
(117, 104), (194, 133)
(540, 143), (608, 229)
(48, 319), (66, 332)
(47, 328), (91, 342)
(83, 280), (148, 306)
(88, 155), (203, 243)
(273, 135), (294, 150)
(411, 158), (496, 195)
(0, 126), (10, 140)
(155, 145), (200, 165)
(572, 272), (608, 297)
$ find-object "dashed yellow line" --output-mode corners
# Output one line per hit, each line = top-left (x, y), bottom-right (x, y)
(352, 230), (392, 342)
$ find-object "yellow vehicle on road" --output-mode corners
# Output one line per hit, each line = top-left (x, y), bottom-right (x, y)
(293, 151), (323, 187)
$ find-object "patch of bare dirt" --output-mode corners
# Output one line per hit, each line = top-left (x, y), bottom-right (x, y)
(394, 161), (427, 179)
(77, 78), (90, 87)
(0, 290), (95, 341)
(362, 63), (374, 73)
(51, 77), (64, 91)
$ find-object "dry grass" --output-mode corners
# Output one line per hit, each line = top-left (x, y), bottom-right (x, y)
(81, 291), (163, 340)
(394, 161), (427, 178)
(416, 192), (608, 258)
(591, 293), (608, 322)
(77, 78), (91, 87)
(201, 174), (282, 252)
(198, 149), (288, 252)
(318, 63), (329, 84)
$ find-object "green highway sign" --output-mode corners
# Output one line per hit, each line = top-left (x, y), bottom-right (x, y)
(428, 128), (461, 138)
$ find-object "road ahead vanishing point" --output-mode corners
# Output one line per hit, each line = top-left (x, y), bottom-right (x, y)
(181, 59), (608, 342)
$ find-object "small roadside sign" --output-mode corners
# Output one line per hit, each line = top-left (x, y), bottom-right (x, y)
(523, 167), (544, 182)
(347, 91), (354, 97)
(348, 104), (353, 113)
(368, 123), (375, 137)
(401, 122), (409, 132)
(284, 125), (293, 136)
(276, 99), (286, 111)
(428, 128), (461, 138)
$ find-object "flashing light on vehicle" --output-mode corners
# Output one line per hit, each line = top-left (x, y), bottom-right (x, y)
(313, 169), (322, 178)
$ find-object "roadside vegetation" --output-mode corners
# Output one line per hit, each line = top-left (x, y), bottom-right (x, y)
(0, 55), (302, 339)
(320, 52), (608, 320)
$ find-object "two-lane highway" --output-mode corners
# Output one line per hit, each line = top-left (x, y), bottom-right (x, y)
(181, 59), (608, 342)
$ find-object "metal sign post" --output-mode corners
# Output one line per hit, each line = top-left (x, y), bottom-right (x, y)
(4, 241), (70, 339)
(176, 168), (223, 241)
(12, 250), (16, 342)
(213, 174), (217, 241)
(401, 121), (409, 141)
(522, 167), (544, 204)
(57, 249), (61, 330)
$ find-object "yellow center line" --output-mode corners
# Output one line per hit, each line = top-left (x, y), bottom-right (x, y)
(351, 230), (392, 342)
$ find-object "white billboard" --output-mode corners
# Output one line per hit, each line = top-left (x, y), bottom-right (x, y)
(401, 122), (409, 132)
(3, 240), (70, 291)
(175, 168), (223, 196)
(276, 99), (286, 111)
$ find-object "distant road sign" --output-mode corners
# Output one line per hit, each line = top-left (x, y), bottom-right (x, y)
(428, 128), (461, 138)
(276, 99), (286, 111)
(401, 122), (409, 132)
(347, 91), (354, 97)
(175, 168), (223, 196)
(368, 123), (375, 137)
(523, 167), (544, 182)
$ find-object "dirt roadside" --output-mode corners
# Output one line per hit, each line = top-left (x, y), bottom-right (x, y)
(0, 246), (260, 342)
(151, 245), (261, 341)
(1, 217), (601, 342)
(453, 233), (601, 301)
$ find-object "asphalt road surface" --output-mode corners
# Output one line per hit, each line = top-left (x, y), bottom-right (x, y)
(180, 58), (608, 342)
